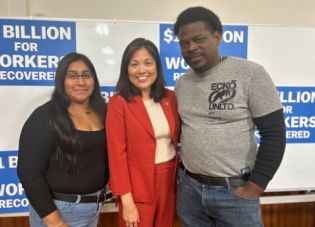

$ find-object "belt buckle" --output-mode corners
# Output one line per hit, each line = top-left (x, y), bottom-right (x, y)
(97, 190), (106, 204)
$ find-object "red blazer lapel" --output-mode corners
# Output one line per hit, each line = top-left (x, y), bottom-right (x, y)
(160, 96), (175, 140)
(127, 95), (155, 138)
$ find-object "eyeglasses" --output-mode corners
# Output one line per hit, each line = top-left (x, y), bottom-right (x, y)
(65, 72), (95, 83)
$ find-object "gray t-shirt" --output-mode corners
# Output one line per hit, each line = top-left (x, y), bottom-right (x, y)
(174, 56), (282, 177)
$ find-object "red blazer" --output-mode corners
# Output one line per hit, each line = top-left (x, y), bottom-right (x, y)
(106, 89), (180, 202)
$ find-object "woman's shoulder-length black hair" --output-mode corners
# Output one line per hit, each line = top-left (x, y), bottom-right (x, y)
(49, 52), (106, 172)
(115, 38), (166, 103)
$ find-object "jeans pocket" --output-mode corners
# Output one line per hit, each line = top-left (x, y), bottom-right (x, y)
(53, 199), (75, 213)
(92, 202), (104, 219)
(232, 188), (260, 201)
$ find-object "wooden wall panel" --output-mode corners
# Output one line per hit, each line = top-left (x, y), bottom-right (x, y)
(14, 216), (30, 227)
(0, 217), (7, 227)
(98, 212), (120, 227)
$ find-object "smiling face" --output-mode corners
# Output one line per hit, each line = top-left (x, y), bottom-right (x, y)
(178, 21), (221, 73)
(64, 60), (94, 104)
(128, 47), (157, 98)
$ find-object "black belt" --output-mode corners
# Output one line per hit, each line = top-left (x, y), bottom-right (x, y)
(180, 162), (249, 187)
(51, 189), (113, 204)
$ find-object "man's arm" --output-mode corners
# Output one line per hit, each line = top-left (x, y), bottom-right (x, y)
(235, 109), (286, 197)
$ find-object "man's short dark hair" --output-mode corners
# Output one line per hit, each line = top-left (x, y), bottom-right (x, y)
(174, 6), (222, 36)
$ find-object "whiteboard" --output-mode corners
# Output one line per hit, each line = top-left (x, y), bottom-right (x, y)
(0, 18), (314, 216)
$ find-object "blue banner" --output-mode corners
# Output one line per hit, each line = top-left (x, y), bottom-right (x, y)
(100, 86), (116, 103)
(219, 26), (248, 59)
(0, 150), (28, 214)
(159, 24), (248, 86)
(0, 19), (76, 86)
(279, 86), (315, 143)
(256, 86), (315, 143)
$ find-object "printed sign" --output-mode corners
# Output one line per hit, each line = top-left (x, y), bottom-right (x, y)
(256, 87), (315, 143)
(100, 86), (116, 103)
(0, 151), (28, 214)
(279, 86), (315, 143)
(159, 24), (248, 86)
(0, 19), (76, 86)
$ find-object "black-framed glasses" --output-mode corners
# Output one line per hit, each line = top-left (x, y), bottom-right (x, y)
(65, 72), (95, 83)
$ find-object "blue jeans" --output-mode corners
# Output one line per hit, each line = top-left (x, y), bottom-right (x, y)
(176, 166), (264, 227)
(29, 189), (104, 227)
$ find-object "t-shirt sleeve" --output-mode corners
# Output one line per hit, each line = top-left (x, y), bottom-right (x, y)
(17, 105), (57, 218)
(248, 66), (282, 117)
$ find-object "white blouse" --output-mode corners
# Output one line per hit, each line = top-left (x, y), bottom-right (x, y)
(143, 99), (176, 164)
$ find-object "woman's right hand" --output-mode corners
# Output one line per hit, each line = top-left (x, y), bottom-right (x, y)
(42, 210), (69, 227)
(120, 192), (140, 227)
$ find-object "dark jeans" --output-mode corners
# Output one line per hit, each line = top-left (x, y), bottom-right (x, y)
(176, 166), (264, 227)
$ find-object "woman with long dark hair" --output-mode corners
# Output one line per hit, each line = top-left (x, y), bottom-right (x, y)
(106, 38), (180, 227)
(17, 52), (109, 227)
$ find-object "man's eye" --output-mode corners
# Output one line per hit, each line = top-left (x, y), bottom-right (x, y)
(180, 43), (187, 48)
(197, 38), (204, 42)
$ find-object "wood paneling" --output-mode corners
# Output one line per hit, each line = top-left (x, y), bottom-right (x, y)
(98, 212), (120, 227)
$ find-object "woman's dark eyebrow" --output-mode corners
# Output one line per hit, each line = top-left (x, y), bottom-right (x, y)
(66, 70), (91, 73)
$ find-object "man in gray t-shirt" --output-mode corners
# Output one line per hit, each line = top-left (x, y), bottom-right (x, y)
(174, 7), (286, 227)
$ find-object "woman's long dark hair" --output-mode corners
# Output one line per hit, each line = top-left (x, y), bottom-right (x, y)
(49, 52), (106, 172)
(115, 38), (166, 102)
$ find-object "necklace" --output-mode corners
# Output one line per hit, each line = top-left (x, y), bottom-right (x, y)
(72, 103), (92, 115)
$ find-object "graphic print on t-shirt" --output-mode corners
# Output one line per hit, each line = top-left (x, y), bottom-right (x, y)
(208, 80), (237, 110)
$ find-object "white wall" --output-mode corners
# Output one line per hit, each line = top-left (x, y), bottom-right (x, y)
(0, 0), (314, 25)
(0, 0), (9, 16)
(0, 0), (27, 16)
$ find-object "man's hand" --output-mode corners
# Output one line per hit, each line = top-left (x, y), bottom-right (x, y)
(234, 181), (264, 199)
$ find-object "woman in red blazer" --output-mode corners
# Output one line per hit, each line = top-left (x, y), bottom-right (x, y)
(106, 38), (180, 227)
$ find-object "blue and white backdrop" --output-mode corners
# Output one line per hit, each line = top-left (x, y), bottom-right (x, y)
(0, 18), (314, 215)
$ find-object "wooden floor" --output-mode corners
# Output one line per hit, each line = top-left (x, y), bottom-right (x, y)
(1, 192), (315, 227)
